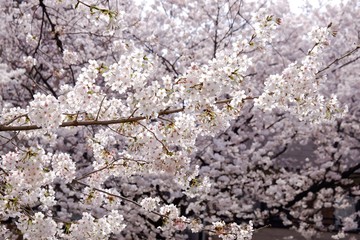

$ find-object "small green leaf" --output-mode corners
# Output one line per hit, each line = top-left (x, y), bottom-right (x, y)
(326, 107), (332, 119)
(190, 178), (200, 187)
(165, 150), (173, 156)
(266, 15), (273, 21)
(64, 222), (72, 234)
(44, 190), (50, 197)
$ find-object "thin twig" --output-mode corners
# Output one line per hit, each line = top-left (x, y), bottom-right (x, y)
(138, 122), (170, 154)
(73, 180), (164, 218)
(158, 116), (173, 123)
(0, 131), (21, 149)
(95, 95), (107, 121)
(317, 45), (360, 75)
(106, 125), (137, 140)
(75, 159), (117, 181)
(253, 224), (271, 232)
(73, 180), (143, 207)
(2, 114), (28, 126)
(0, 167), (9, 176)
(127, 108), (139, 119)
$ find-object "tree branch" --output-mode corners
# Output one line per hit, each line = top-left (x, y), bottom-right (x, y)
(39, 0), (64, 52)
(0, 97), (255, 132)
(316, 45), (360, 76)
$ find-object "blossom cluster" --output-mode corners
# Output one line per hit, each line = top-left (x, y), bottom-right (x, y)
(0, 0), (356, 239)
(0, 147), (76, 218)
(212, 220), (254, 240)
(255, 26), (346, 123)
(61, 211), (126, 240)
(28, 93), (62, 130)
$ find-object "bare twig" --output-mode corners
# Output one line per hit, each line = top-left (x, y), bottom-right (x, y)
(95, 95), (107, 121)
(138, 122), (171, 154)
(75, 159), (117, 181)
(2, 114), (28, 126)
(39, 0), (64, 52)
(73, 180), (164, 218)
(317, 45), (360, 76)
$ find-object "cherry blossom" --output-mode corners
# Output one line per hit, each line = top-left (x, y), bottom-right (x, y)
(0, 0), (359, 239)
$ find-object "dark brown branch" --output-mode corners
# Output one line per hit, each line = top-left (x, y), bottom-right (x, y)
(285, 162), (360, 209)
(69, 65), (76, 85)
(33, 7), (45, 55)
(33, 66), (57, 98)
(39, 0), (64, 52)
(0, 97), (255, 132)
(0, 106), (185, 132)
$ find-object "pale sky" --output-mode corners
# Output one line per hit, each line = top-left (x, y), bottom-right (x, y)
(288, 0), (347, 13)
(135, 0), (347, 13)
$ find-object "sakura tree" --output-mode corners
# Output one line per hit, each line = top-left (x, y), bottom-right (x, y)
(0, 0), (359, 239)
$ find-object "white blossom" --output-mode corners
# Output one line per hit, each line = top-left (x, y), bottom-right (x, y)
(140, 197), (160, 211)
(28, 93), (62, 130)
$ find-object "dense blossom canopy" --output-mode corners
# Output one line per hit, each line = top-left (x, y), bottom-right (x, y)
(0, 0), (359, 239)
